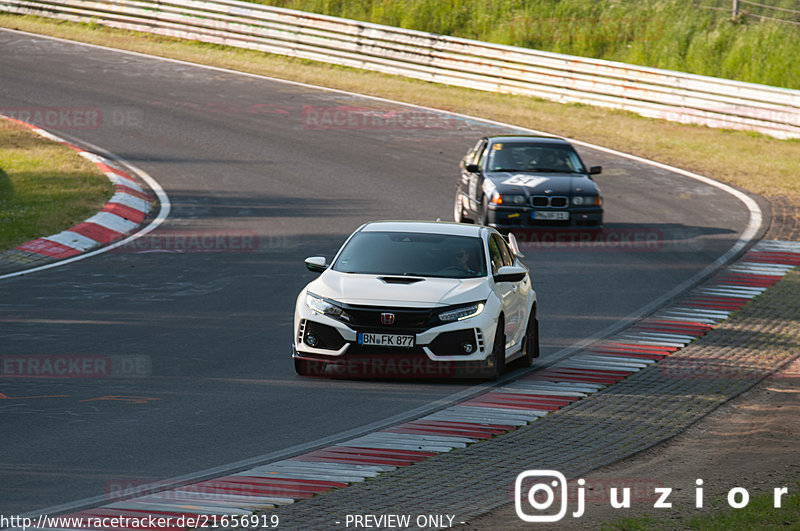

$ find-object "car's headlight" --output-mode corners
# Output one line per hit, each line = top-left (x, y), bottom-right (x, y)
(305, 292), (350, 321)
(502, 194), (527, 205)
(438, 302), (485, 322)
(572, 195), (602, 206)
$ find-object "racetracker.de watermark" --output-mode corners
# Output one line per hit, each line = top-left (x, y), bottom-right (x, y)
(514, 228), (665, 251)
(295, 356), (495, 379)
(302, 105), (455, 130)
(1, 355), (151, 378)
(112, 230), (269, 253)
(1, 106), (143, 130)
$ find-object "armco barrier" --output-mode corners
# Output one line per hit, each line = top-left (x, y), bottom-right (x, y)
(3, 0), (800, 139)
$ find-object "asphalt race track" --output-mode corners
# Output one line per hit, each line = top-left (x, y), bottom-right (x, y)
(0, 30), (756, 514)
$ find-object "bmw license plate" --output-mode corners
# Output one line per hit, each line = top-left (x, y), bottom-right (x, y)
(358, 332), (415, 348)
(533, 211), (569, 220)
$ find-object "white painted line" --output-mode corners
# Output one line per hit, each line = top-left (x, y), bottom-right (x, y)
(728, 264), (791, 275)
(734, 261), (795, 270)
(606, 338), (685, 348)
(348, 432), (465, 443)
(107, 191), (152, 212)
(235, 470), (367, 483)
(44, 230), (98, 251)
(753, 241), (800, 252)
(629, 332), (696, 342)
(427, 408), (532, 425)
(512, 380), (600, 393)
(109, 499), (253, 515)
(568, 357), (650, 369)
(668, 307), (731, 318)
(85, 211), (138, 234)
(456, 405), (550, 418)
(268, 461), (392, 473)
(105, 171), (144, 191)
(654, 312), (720, 323)
(77, 151), (107, 164)
(552, 358), (639, 369)
(424, 414), (534, 427)
(374, 432), (476, 444)
(700, 289), (758, 299)
(575, 354), (654, 366)
(339, 440), (455, 452)
(656, 310), (721, 320)
(705, 284), (766, 293)
(496, 386), (588, 397)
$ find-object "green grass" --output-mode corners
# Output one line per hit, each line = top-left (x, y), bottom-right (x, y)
(259, 0), (800, 89)
(0, 119), (113, 250)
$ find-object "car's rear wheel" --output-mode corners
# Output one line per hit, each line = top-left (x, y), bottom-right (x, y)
(519, 307), (540, 368)
(490, 320), (506, 380)
(480, 196), (489, 226)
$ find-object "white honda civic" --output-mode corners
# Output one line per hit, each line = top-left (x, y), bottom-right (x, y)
(292, 221), (538, 379)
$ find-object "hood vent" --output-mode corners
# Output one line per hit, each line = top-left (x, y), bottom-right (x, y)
(379, 276), (425, 284)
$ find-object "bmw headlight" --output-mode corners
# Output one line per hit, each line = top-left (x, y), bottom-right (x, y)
(572, 195), (602, 206)
(438, 302), (485, 322)
(305, 292), (350, 321)
(502, 194), (527, 205)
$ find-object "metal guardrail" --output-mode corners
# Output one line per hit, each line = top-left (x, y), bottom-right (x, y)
(3, 0), (800, 139)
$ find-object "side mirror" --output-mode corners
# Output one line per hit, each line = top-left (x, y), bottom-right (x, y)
(465, 163), (480, 173)
(589, 166), (602, 175)
(304, 256), (327, 273)
(507, 232), (525, 258)
(494, 265), (527, 283)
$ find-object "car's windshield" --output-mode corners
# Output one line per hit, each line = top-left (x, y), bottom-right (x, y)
(485, 142), (586, 173)
(332, 231), (487, 278)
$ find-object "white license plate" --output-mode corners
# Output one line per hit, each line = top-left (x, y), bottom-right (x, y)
(533, 211), (570, 220)
(358, 332), (415, 348)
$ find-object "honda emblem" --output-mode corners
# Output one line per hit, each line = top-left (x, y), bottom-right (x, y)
(381, 313), (395, 325)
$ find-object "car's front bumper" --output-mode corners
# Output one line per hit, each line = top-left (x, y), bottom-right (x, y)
(292, 298), (501, 378)
(487, 204), (603, 230)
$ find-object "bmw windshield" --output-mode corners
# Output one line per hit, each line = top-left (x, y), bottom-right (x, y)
(332, 231), (487, 278)
(485, 142), (586, 173)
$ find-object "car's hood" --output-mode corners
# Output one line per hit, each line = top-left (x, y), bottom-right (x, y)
(306, 272), (491, 307)
(486, 172), (598, 195)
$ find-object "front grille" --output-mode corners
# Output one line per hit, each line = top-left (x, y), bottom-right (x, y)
(531, 195), (568, 208)
(344, 305), (438, 331)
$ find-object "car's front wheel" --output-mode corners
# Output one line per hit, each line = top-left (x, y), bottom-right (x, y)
(453, 191), (463, 223)
(519, 307), (540, 368)
(489, 320), (506, 380)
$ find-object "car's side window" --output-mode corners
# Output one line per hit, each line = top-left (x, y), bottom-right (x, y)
(466, 139), (484, 165)
(497, 236), (515, 267)
(487, 236), (504, 275)
(476, 141), (490, 168)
